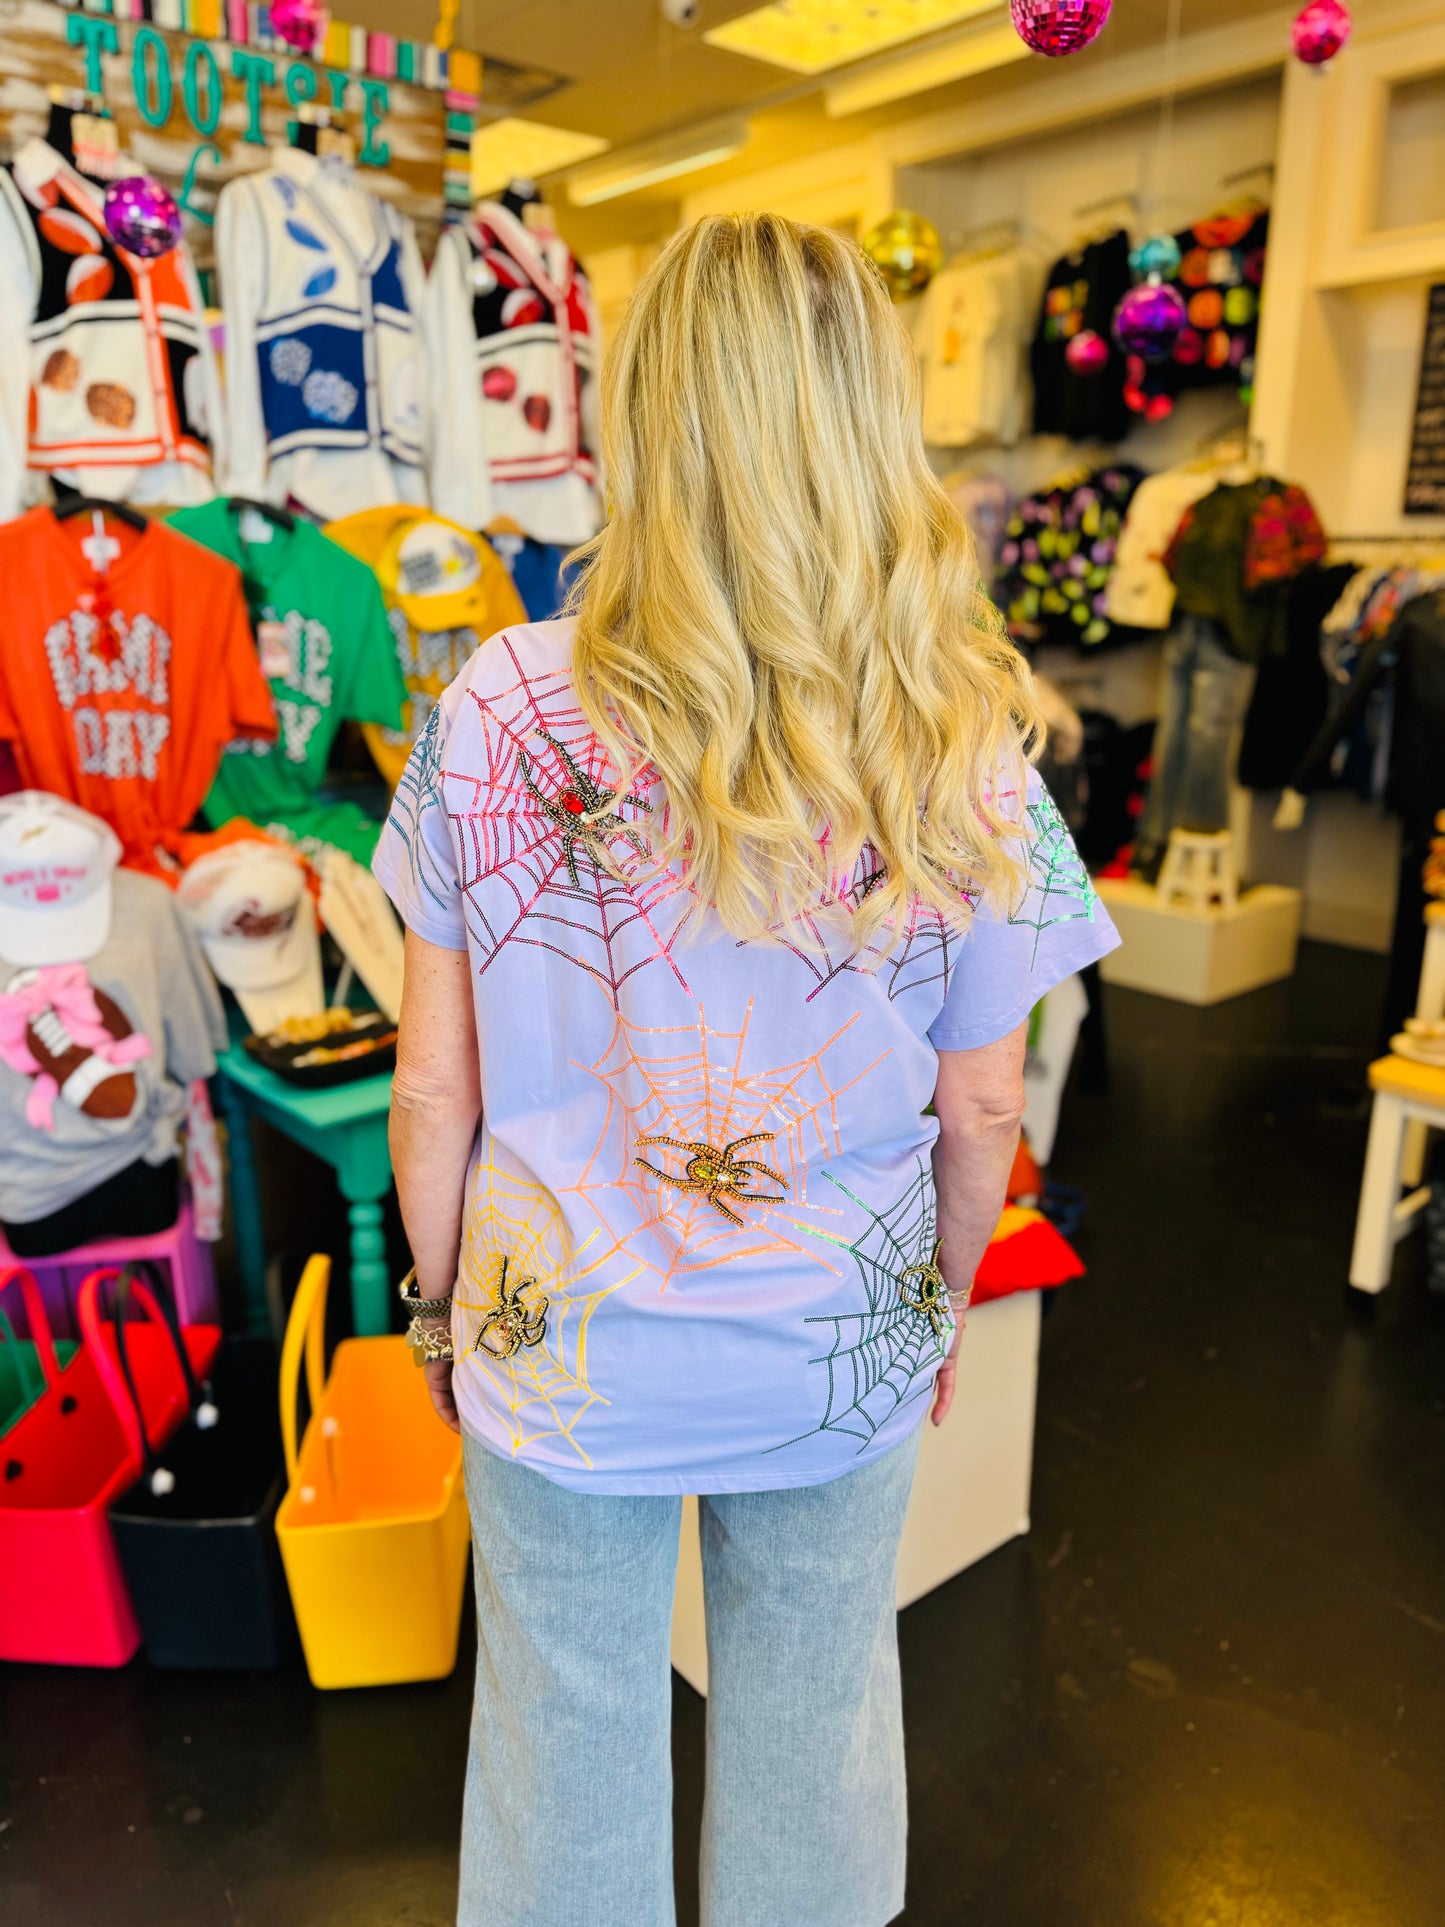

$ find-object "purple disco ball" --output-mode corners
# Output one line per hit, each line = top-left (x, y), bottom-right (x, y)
(1010, 0), (1112, 57)
(102, 176), (182, 259)
(1292, 0), (1351, 66)
(1112, 280), (1188, 362)
(1065, 328), (1110, 376)
(271, 0), (326, 55)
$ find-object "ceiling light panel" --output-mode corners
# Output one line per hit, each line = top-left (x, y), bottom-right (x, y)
(471, 119), (611, 199)
(704, 0), (1002, 75)
(825, 18), (1028, 113)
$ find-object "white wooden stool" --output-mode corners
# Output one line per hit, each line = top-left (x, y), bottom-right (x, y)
(1349, 1054), (1445, 1293)
(1156, 829), (1238, 912)
(1402, 902), (1445, 1186)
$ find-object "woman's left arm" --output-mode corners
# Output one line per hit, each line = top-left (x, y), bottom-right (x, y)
(390, 927), (482, 1432)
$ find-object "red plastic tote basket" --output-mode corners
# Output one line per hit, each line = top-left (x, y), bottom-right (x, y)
(0, 1266), (220, 1667)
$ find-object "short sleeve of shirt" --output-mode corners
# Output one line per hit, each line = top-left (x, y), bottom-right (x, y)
(928, 769), (1120, 1052)
(219, 572), (278, 741)
(338, 554), (409, 731)
(371, 693), (466, 949)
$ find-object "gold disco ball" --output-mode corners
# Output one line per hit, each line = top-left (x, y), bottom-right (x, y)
(861, 210), (944, 300)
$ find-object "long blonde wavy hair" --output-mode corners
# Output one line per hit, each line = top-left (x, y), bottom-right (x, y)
(571, 212), (1042, 947)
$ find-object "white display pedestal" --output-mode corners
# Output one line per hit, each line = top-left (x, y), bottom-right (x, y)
(669, 1289), (1042, 1695)
(1096, 876), (1301, 1006)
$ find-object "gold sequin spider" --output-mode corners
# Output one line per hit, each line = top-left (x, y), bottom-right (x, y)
(898, 1242), (952, 1338)
(634, 1131), (786, 1227)
(471, 1257), (549, 1361)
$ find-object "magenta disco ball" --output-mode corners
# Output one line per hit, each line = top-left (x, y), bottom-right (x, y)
(271, 0), (326, 53)
(1065, 328), (1110, 376)
(102, 176), (182, 259)
(1112, 280), (1188, 362)
(1010, 0), (1112, 57)
(1292, 0), (1351, 66)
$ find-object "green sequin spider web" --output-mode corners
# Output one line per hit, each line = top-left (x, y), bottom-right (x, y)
(1007, 790), (1098, 968)
(767, 1159), (952, 1456)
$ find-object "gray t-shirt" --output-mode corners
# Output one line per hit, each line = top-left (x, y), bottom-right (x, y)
(0, 870), (226, 1224)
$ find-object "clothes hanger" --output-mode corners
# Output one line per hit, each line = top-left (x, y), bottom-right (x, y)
(1068, 191), (1138, 252)
(52, 494), (147, 532)
(227, 496), (297, 532)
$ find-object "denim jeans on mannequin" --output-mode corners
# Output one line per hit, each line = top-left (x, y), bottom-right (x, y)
(456, 1424), (923, 1927)
(1138, 614), (1257, 856)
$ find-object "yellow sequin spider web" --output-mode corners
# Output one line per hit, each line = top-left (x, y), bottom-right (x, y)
(633, 1131), (786, 1227)
(455, 1148), (645, 1467)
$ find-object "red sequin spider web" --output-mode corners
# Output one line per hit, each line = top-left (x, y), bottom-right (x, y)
(444, 638), (698, 1005)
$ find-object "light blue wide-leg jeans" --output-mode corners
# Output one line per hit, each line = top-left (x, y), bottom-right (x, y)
(458, 1426), (922, 1927)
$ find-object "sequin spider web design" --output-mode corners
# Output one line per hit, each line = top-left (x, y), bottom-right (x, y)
(384, 700), (451, 915)
(454, 1145), (645, 1468)
(563, 999), (891, 1288)
(446, 638), (698, 1003)
(744, 848), (973, 1005)
(767, 1159), (952, 1456)
(1008, 789), (1098, 968)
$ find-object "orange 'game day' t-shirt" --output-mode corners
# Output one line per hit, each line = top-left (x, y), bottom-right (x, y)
(0, 508), (275, 873)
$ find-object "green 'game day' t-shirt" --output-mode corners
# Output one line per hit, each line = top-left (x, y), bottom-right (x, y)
(167, 502), (407, 860)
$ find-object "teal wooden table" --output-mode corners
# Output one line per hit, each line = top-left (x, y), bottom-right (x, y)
(215, 1038), (394, 1337)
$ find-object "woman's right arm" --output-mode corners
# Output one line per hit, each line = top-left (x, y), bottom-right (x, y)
(930, 1022), (1029, 1425)
(390, 927), (482, 1432)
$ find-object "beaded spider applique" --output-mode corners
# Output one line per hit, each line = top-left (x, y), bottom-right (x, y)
(634, 1131), (787, 1227)
(471, 1257), (549, 1361)
(898, 1242), (954, 1338)
(517, 728), (649, 888)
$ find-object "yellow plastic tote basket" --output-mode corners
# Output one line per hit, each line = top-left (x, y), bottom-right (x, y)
(275, 1255), (469, 1689)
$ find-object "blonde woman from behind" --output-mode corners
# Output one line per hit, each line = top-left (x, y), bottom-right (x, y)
(377, 213), (1118, 1927)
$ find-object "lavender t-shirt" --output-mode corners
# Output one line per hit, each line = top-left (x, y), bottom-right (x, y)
(373, 619), (1118, 1494)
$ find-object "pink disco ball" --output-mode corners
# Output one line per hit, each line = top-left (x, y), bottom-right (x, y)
(1112, 280), (1188, 362)
(1065, 328), (1110, 376)
(1292, 0), (1350, 66)
(1010, 0), (1112, 57)
(271, 0), (326, 54)
(102, 176), (182, 259)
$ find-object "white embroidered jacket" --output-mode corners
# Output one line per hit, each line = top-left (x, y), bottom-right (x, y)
(216, 147), (429, 524)
(0, 138), (222, 522)
(425, 202), (603, 546)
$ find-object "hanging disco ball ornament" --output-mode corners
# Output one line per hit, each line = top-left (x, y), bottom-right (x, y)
(271, 0), (326, 54)
(860, 210), (944, 301)
(1112, 280), (1187, 361)
(103, 176), (182, 259)
(1129, 233), (1183, 280)
(1065, 329), (1110, 376)
(1010, 0), (1113, 58)
(1292, 0), (1351, 66)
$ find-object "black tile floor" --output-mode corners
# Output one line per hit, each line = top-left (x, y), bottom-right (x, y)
(5, 939), (1445, 1926)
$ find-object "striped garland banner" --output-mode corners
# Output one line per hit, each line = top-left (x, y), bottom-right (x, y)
(44, 0), (487, 96)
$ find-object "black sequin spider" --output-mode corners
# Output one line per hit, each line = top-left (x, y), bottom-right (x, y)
(634, 1131), (787, 1227)
(517, 728), (648, 888)
(471, 1257), (550, 1361)
(898, 1242), (953, 1338)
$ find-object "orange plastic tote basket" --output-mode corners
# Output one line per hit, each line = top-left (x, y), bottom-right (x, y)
(275, 1255), (469, 1690)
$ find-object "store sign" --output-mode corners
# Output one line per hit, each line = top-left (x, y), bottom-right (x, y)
(66, 12), (393, 166)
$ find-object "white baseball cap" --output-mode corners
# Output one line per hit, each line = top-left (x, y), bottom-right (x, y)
(0, 791), (120, 966)
(177, 841), (325, 1035)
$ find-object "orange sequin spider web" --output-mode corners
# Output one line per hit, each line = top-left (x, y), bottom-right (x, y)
(472, 1256), (549, 1361)
(633, 1131), (787, 1227)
